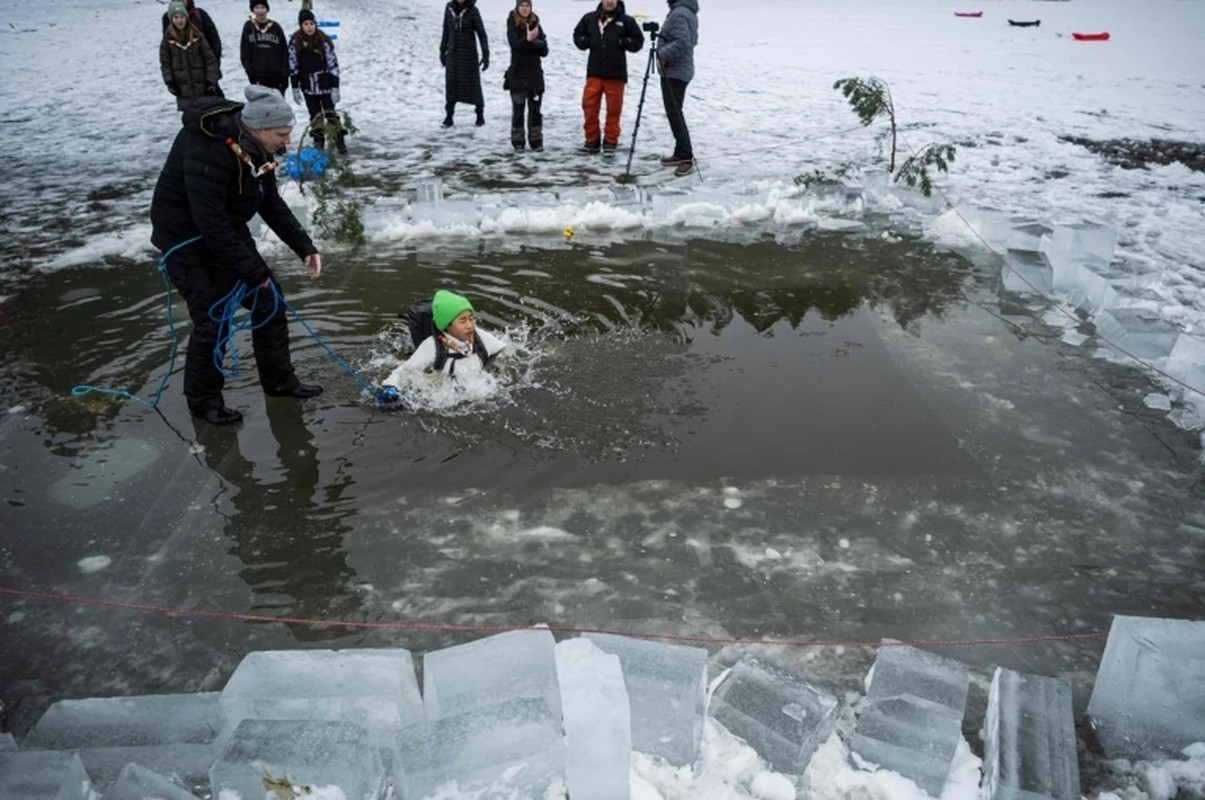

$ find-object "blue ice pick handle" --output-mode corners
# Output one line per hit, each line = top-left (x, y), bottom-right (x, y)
(378, 385), (401, 404)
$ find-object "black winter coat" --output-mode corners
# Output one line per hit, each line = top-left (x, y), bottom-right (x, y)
(573, 1), (643, 83)
(289, 30), (340, 95)
(505, 11), (547, 95)
(161, 5), (221, 64)
(160, 25), (220, 106)
(241, 18), (289, 88)
(150, 98), (316, 285)
(441, 0), (489, 107)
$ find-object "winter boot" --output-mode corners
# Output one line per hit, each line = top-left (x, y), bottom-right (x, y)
(511, 127), (526, 151)
(336, 133), (348, 156)
(674, 159), (695, 178)
(475, 106), (486, 127)
(442, 105), (454, 128)
(528, 124), (543, 152)
(312, 131), (326, 151)
(580, 139), (601, 155)
(601, 140), (618, 158)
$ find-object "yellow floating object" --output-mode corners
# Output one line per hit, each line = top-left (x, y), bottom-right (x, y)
(563, 226), (574, 239)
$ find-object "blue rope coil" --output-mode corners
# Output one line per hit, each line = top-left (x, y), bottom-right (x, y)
(72, 237), (404, 408)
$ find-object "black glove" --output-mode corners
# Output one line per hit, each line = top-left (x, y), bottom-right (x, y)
(440, 53), (447, 67)
(166, 82), (180, 96)
(480, 56), (489, 72)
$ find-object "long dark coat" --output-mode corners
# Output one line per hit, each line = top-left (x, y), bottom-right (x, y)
(161, 3), (221, 64)
(505, 10), (547, 95)
(160, 24), (220, 109)
(441, 0), (489, 107)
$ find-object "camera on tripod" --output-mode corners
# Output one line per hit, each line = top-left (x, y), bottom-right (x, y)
(642, 20), (659, 36)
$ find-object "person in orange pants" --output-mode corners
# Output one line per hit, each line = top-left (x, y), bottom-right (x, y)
(572, 0), (643, 155)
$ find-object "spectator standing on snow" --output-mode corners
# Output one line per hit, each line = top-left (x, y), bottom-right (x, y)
(242, 1), (289, 95)
(161, 0), (221, 110)
(160, 0), (222, 71)
(656, 0), (698, 176)
(290, 9), (345, 154)
(440, 0), (490, 128)
(150, 86), (325, 425)
(505, 0), (548, 151)
(572, 0), (643, 156)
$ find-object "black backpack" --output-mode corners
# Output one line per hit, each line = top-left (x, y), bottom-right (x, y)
(398, 298), (492, 375)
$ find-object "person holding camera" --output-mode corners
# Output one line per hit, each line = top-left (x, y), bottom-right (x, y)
(657, 0), (698, 176)
(505, 0), (548, 151)
(572, 0), (644, 156)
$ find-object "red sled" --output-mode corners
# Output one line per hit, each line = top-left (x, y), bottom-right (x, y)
(954, 11), (983, 17)
(1072, 31), (1110, 41)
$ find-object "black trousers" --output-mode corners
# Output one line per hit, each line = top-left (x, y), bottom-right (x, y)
(660, 76), (692, 160)
(510, 91), (543, 147)
(165, 252), (299, 413)
(303, 93), (342, 149)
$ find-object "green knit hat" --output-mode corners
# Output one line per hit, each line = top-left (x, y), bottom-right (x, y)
(431, 289), (474, 331)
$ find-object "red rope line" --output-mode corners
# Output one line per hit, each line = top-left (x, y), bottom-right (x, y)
(897, 130), (1205, 401)
(0, 586), (1106, 650)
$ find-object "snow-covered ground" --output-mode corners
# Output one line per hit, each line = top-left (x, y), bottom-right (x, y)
(2, 0), (1205, 797)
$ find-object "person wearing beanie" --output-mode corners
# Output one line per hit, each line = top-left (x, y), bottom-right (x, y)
(149, 86), (323, 425)
(505, 0), (548, 152)
(242, 1), (289, 95)
(160, 0), (222, 66)
(572, 0), (644, 156)
(439, 0), (490, 128)
(656, 0), (699, 177)
(160, 0), (221, 110)
(383, 290), (508, 388)
(289, 8), (346, 154)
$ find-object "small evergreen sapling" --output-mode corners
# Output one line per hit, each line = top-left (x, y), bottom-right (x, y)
(831, 76), (956, 197)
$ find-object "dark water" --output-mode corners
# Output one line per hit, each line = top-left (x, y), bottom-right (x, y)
(0, 232), (1201, 771)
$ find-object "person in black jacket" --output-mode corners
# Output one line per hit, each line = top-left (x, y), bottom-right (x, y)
(289, 9), (345, 154)
(160, 0), (222, 73)
(242, 0), (289, 95)
(150, 86), (324, 425)
(505, 0), (548, 151)
(161, 1), (221, 110)
(572, 0), (643, 155)
(440, 0), (489, 128)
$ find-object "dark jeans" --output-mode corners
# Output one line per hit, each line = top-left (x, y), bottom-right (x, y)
(660, 76), (692, 160)
(303, 93), (343, 150)
(165, 252), (298, 413)
(510, 91), (543, 147)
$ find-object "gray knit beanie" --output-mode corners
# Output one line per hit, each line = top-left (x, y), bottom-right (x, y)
(168, 1), (188, 18)
(240, 85), (296, 130)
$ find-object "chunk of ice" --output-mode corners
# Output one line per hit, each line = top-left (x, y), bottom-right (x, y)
(219, 649), (423, 744)
(555, 638), (631, 800)
(423, 629), (560, 721)
(1094, 308), (1181, 360)
(1008, 221), (1053, 252)
(210, 719), (386, 800)
(105, 763), (199, 800)
(709, 654), (839, 777)
(0, 732), (16, 751)
(864, 644), (969, 718)
(1045, 221), (1117, 267)
(393, 697), (565, 800)
(0, 752), (96, 800)
(982, 668), (1080, 800)
(1087, 615), (1205, 759)
(415, 176), (444, 205)
(851, 696), (962, 797)
(966, 209), (1031, 251)
(584, 632), (708, 766)
(851, 644), (969, 796)
(21, 692), (226, 792)
(25, 693), (224, 748)
(1001, 249), (1053, 295)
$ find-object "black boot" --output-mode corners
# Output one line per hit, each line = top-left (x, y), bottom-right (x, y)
(475, 106), (485, 127)
(265, 383), (324, 399)
(528, 124), (543, 152)
(580, 139), (601, 155)
(312, 131), (326, 151)
(441, 105), (454, 128)
(192, 405), (243, 425)
(511, 127), (525, 151)
(336, 132), (348, 155)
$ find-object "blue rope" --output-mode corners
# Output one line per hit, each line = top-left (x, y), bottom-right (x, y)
(71, 238), (404, 408)
(70, 236), (202, 409)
